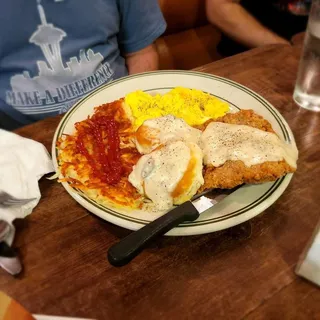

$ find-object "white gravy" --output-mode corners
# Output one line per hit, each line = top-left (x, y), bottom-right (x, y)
(129, 140), (191, 210)
(201, 122), (298, 168)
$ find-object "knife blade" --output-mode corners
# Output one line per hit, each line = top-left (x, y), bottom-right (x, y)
(107, 186), (241, 267)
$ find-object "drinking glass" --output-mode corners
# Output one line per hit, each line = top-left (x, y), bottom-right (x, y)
(293, 0), (320, 112)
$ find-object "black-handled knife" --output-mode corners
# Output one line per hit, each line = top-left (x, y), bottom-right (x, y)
(107, 187), (240, 267)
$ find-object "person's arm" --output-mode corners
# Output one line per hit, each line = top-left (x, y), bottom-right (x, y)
(124, 44), (159, 75)
(118, 0), (166, 74)
(206, 0), (290, 48)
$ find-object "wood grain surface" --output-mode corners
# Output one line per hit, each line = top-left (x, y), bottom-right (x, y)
(1, 43), (320, 320)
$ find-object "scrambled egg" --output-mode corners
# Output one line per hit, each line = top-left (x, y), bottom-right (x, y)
(125, 87), (229, 128)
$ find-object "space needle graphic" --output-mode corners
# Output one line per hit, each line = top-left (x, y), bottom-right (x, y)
(9, 0), (107, 98)
(30, 0), (67, 75)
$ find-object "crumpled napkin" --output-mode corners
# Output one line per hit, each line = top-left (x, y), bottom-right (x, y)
(0, 129), (54, 273)
(296, 220), (320, 287)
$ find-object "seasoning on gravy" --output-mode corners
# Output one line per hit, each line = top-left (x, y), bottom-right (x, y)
(201, 122), (298, 168)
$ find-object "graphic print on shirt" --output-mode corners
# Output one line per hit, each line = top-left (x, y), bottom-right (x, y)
(6, 0), (114, 115)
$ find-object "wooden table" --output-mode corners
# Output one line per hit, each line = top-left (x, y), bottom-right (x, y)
(1, 43), (320, 320)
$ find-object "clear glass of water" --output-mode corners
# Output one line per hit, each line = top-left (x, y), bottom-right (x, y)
(293, 0), (320, 112)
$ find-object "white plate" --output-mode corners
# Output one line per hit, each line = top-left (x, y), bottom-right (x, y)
(52, 71), (296, 236)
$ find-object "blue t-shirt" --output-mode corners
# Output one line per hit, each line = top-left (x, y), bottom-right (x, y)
(0, 0), (166, 127)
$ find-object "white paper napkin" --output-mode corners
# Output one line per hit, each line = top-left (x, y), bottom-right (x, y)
(296, 220), (320, 287)
(0, 129), (54, 272)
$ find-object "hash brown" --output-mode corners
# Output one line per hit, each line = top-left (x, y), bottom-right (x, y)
(57, 99), (144, 208)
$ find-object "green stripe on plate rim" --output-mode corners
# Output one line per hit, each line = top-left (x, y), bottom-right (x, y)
(54, 71), (291, 227)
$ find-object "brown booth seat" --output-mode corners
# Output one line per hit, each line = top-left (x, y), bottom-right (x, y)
(156, 0), (222, 70)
